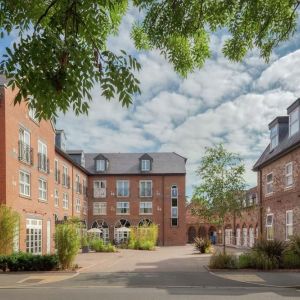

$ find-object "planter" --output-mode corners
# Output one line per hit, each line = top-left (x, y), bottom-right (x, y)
(82, 246), (89, 253)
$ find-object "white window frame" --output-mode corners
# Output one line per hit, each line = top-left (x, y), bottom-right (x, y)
(38, 178), (47, 201)
(38, 140), (47, 172)
(75, 174), (80, 193)
(19, 170), (31, 197)
(54, 159), (59, 183)
(26, 219), (42, 254)
(93, 202), (107, 215)
(289, 107), (299, 137)
(116, 202), (130, 215)
(285, 162), (293, 187)
(93, 180), (106, 198)
(96, 159), (106, 172)
(116, 180), (130, 197)
(266, 172), (273, 195)
(75, 198), (81, 213)
(19, 127), (31, 146)
(139, 202), (153, 215)
(270, 124), (278, 150)
(286, 210), (293, 240)
(54, 189), (59, 207)
(29, 107), (38, 123)
(141, 159), (150, 171)
(62, 165), (68, 187)
(63, 193), (69, 209)
(139, 180), (152, 197)
(266, 214), (274, 241)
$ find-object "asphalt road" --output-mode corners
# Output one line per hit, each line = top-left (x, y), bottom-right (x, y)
(0, 271), (299, 300)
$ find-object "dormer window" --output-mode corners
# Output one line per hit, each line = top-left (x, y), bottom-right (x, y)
(270, 125), (278, 150)
(289, 107), (299, 136)
(141, 160), (150, 171)
(96, 159), (106, 172)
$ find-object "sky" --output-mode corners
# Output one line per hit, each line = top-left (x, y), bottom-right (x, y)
(2, 8), (300, 198)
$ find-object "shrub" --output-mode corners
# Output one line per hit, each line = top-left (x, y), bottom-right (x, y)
(0, 205), (20, 255)
(55, 223), (80, 270)
(209, 252), (237, 269)
(1, 252), (58, 272)
(194, 237), (212, 254)
(282, 250), (300, 269)
(90, 239), (116, 252)
(81, 236), (89, 248)
(286, 236), (300, 256)
(238, 253), (254, 269)
(252, 239), (287, 269)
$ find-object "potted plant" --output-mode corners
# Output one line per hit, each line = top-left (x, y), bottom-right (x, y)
(81, 236), (89, 253)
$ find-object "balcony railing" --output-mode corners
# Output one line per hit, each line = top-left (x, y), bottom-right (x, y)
(62, 174), (71, 188)
(18, 141), (33, 165)
(38, 153), (49, 173)
(55, 170), (61, 184)
(76, 182), (82, 194)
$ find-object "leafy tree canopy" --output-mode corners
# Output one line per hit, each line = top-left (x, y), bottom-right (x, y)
(0, 0), (299, 119)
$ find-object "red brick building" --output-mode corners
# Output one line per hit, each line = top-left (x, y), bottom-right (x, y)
(0, 77), (187, 253)
(186, 187), (259, 248)
(253, 99), (300, 242)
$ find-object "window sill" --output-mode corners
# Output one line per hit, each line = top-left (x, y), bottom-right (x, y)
(116, 213), (130, 215)
(284, 185), (294, 191)
(63, 207), (69, 210)
(116, 196), (130, 198)
(265, 192), (274, 197)
(140, 196), (153, 198)
(93, 213), (107, 216)
(20, 194), (31, 200)
(38, 199), (48, 203)
(139, 213), (153, 215)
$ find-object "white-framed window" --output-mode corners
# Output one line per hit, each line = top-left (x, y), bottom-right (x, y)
(139, 202), (152, 214)
(19, 170), (30, 197)
(141, 160), (150, 171)
(38, 140), (48, 172)
(117, 180), (129, 197)
(116, 202), (130, 214)
(289, 107), (299, 136)
(28, 107), (38, 123)
(270, 125), (278, 150)
(286, 210), (293, 240)
(75, 198), (81, 213)
(93, 180), (106, 198)
(171, 185), (178, 198)
(62, 165), (68, 187)
(266, 173), (273, 194)
(26, 218), (42, 254)
(18, 127), (31, 164)
(266, 214), (274, 240)
(139, 180), (152, 197)
(96, 159), (106, 171)
(54, 160), (59, 183)
(285, 162), (293, 187)
(38, 178), (47, 201)
(54, 189), (59, 207)
(83, 200), (88, 215)
(171, 196), (178, 227)
(75, 174), (80, 193)
(63, 193), (69, 209)
(93, 202), (107, 215)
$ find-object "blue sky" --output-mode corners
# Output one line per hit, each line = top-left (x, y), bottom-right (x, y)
(2, 8), (300, 198)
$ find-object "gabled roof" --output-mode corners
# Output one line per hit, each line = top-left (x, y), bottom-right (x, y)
(94, 153), (108, 160)
(139, 153), (153, 161)
(253, 130), (300, 171)
(85, 152), (186, 175)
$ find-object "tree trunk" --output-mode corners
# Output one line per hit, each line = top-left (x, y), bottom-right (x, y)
(223, 225), (226, 254)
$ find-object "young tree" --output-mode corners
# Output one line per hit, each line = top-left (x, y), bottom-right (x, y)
(0, 1), (299, 119)
(192, 144), (246, 254)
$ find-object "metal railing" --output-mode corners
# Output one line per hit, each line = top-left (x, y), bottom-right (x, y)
(18, 141), (33, 165)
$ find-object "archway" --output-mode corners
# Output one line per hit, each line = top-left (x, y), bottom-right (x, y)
(114, 219), (131, 243)
(236, 225), (241, 246)
(187, 226), (197, 243)
(91, 220), (109, 243)
(208, 226), (217, 244)
(242, 224), (248, 247)
(198, 226), (207, 238)
(138, 219), (152, 227)
(225, 225), (233, 245)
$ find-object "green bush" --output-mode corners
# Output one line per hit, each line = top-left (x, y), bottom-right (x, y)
(0, 252), (58, 272)
(194, 237), (212, 254)
(286, 236), (300, 256)
(283, 250), (300, 269)
(209, 252), (237, 269)
(55, 223), (80, 270)
(127, 224), (158, 250)
(238, 253), (254, 269)
(0, 205), (20, 255)
(90, 239), (116, 252)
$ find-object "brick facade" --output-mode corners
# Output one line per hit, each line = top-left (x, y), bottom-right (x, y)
(0, 83), (187, 253)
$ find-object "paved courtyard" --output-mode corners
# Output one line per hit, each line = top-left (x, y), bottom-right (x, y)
(75, 244), (210, 273)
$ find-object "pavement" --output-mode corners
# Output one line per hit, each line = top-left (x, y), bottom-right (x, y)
(0, 245), (299, 299)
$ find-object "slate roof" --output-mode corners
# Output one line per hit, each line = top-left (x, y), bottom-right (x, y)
(253, 129), (300, 171)
(84, 152), (186, 175)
